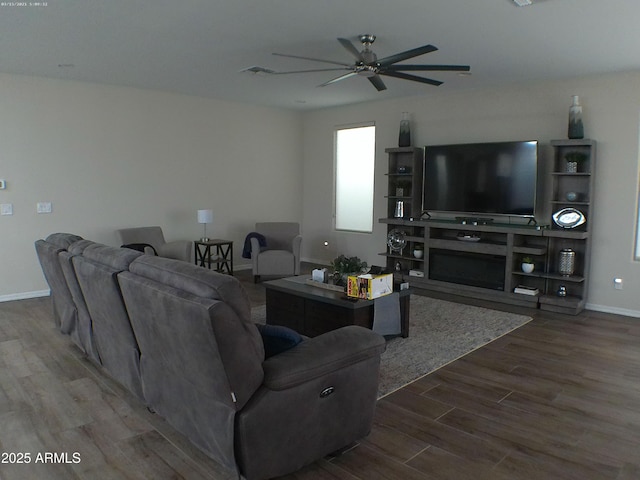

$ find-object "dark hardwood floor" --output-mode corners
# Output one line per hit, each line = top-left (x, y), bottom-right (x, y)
(1, 265), (639, 479)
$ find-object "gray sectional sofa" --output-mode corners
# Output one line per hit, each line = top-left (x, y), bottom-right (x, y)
(35, 233), (386, 480)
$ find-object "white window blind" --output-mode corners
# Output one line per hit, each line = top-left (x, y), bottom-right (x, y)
(335, 124), (376, 233)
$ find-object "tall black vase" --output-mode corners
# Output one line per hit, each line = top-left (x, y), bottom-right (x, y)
(568, 95), (584, 139)
(398, 112), (411, 147)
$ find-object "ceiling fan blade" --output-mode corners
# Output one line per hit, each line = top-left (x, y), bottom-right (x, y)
(272, 67), (352, 75)
(385, 64), (470, 72)
(368, 75), (387, 91)
(380, 70), (443, 86)
(319, 71), (358, 87)
(337, 37), (364, 61)
(376, 44), (438, 67)
(272, 52), (351, 67)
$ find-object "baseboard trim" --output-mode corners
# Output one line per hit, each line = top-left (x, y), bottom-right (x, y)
(586, 302), (640, 319)
(0, 290), (50, 303)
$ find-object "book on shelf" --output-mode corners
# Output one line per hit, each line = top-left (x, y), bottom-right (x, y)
(513, 285), (539, 296)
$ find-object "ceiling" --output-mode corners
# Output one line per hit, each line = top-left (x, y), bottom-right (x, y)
(1, 0), (639, 111)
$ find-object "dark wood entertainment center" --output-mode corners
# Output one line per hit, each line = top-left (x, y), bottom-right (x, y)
(382, 140), (596, 315)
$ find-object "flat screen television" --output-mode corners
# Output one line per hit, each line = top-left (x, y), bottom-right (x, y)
(422, 140), (538, 218)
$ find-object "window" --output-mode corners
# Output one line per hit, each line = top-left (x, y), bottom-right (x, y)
(334, 124), (376, 233)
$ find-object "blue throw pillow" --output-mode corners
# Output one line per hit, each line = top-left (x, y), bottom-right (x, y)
(256, 323), (303, 358)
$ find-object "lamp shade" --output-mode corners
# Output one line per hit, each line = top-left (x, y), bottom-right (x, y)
(197, 209), (213, 224)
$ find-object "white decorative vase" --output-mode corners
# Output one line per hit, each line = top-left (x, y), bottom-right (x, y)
(413, 249), (423, 259)
(521, 263), (534, 274)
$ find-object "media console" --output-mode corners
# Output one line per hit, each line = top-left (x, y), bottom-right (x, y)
(382, 140), (596, 315)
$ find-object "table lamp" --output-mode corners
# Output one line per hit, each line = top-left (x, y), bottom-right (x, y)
(197, 209), (213, 242)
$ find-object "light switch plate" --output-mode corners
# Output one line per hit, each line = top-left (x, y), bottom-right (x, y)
(1, 203), (13, 215)
(37, 202), (52, 214)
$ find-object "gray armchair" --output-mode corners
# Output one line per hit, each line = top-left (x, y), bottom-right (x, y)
(116, 226), (192, 262)
(251, 222), (302, 282)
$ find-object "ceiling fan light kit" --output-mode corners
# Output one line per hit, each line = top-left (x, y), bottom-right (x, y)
(270, 34), (470, 91)
(239, 66), (275, 75)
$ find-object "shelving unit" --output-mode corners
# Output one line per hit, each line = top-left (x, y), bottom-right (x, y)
(380, 139), (596, 315)
(384, 147), (423, 220)
(538, 139), (595, 314)
(384, 147), (425, 275)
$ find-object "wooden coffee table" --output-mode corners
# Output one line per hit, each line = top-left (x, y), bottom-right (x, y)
(263, 276), (410, 338)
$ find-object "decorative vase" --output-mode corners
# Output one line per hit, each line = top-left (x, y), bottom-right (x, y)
(398, 112), (411, 147)
(413, 248), (423, 259)
(521, 262), (534, 274)
(568, 95), (584, 139)
(558, 248), (576, 276)
(564, 152), (586, 173)
(566, 191), (578, 202)
(394, 200), (404, 218)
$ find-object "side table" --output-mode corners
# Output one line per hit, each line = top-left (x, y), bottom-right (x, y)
(194, 239), (233, 274)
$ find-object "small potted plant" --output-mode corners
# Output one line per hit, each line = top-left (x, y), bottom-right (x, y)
(521, 256), (535, 274)
(330, 254), (368, 286)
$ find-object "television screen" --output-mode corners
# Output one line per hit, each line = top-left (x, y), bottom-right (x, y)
(422, 140), (538, 217)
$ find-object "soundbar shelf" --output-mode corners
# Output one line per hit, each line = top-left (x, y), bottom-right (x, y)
(429, 238), (507, 256)
(513, 245), (547, 256)
(380, 252), (425, 262)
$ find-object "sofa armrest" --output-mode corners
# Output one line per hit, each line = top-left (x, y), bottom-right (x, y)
(262, 325), (385, 391)
(158, 240), (192, 262)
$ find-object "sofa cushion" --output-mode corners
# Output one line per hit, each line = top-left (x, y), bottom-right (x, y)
(34, 239), (76, 334)
(129, 255), (252, 324)
(82, 243), (143, 270)
(59, 248), (102, 364)
(255, 222), (299, 251)
(73, 243), (144, 399)
(126, 255), (265, 404)
(45, 232), (83, 249)
(68, 239), (97, 256)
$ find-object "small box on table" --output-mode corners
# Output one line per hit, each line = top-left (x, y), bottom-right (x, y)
(346, 273), (394, 300)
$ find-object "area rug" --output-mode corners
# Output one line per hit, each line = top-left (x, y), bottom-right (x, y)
(251, 295), (532, 398)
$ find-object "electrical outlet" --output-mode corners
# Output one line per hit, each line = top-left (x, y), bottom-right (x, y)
(1, 203), (13, 215)
(36, 202), (52, 214)
(614, 278), (623, 290)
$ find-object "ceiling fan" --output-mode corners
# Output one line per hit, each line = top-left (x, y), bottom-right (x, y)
(271, 34), (470, 91)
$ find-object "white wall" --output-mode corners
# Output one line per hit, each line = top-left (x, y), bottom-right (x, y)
(4, 70), (639, 316)
(0, 73), (303, 299)
(301, 72), (640, 316)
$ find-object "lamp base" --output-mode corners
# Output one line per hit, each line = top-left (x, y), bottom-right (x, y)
(200, 237), (210, 243)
